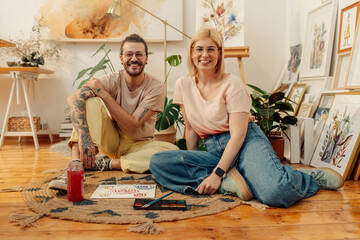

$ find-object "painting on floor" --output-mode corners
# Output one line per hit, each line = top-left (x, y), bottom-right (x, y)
(310, 93), (360, 178)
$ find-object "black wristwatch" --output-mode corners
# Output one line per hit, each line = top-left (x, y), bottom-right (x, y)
(213, 167), (226, 178)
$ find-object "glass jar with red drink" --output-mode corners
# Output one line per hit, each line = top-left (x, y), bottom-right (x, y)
(67, 160), (84, 202)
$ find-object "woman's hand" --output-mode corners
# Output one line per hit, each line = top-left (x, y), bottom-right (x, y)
(196, 173), (222, 195)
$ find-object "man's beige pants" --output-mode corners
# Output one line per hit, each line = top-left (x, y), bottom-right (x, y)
(69, 98), (179, 173)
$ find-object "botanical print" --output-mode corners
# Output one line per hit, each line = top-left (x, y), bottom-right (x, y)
(196, 0), (244, 47)
(287, 84), (306, 115)
(338, 2), (359, 53)
(318, 107), (352, 167)
(310, 22), (327, 69)
(39, 0), (183, 41)
(311, 94), (360, 177)
(300, 1), (337, 78)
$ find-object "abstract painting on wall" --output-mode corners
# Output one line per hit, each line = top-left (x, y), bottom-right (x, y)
(310, 93), (360, 178)
(195, 0), (244, 47)
(39, 0), (183, 41)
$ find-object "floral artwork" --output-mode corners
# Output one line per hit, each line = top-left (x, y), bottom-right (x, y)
(300, 0), (337, 78)
(196, 0), (244, 47)
(311, 94), (360, 178)
(309, 23), (327, 70)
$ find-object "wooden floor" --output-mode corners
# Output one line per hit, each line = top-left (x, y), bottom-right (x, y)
(0, 138), (360, 240)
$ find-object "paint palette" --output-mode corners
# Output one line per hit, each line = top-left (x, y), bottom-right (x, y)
(133, 199), (187, 210)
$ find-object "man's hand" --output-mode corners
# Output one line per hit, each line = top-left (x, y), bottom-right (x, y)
(83, 78), (106, 98)
(196, 173), (222, 195)
(78, 133), (96, 169)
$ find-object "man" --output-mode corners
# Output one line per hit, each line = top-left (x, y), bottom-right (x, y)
(49, 34), (178, 191)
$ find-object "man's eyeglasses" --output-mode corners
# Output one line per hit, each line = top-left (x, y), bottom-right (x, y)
(122, 51), (146, 60)
(192, 46), (220, 56)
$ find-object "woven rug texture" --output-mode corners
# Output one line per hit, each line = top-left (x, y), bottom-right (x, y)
(22, 170), (265, 225)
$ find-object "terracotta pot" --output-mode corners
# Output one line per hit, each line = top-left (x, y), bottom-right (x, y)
(269, 137), (285, 161)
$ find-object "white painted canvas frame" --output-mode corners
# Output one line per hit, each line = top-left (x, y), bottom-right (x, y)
(310, 92), (360, 178)
(300, 0), (338, 78)
(345, 17), (360, 88)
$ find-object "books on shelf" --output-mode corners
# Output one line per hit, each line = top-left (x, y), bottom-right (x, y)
(59, 119), (73, 138)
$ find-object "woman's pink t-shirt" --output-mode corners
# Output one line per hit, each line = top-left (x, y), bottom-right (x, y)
(173, 74), (252, 138)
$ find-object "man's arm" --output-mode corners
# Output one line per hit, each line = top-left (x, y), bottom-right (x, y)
(84, 78), (156, 133)
(67, 87), (96, 168)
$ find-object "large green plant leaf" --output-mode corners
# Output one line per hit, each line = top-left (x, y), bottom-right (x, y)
(165, 55), (182, 67)
(155, 97), (181, 131)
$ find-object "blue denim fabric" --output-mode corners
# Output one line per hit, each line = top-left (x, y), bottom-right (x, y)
(150, 122), (320, 207)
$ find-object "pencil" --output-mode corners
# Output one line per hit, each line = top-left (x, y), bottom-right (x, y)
(141, 191), (174, 209)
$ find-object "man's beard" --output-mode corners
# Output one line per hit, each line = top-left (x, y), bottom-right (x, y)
(124, 60), (145, 77)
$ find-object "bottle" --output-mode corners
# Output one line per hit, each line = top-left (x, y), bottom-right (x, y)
(67, 160), (84, 202)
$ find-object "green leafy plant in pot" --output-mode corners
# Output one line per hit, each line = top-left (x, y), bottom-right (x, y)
(154, 55), (185, 144)
(247, 84), (298, 160)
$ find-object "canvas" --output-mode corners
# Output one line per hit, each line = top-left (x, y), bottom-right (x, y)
(286, 83), (307, 116)
(300, 0), (338, 78)
(286, 44), (302, 83)
(310, 93), (360, 178)
(345, 17), (360, 88)
(39, 0), (183, 41)
(338, 2), (360, 54)
(195, 0), (244, 47)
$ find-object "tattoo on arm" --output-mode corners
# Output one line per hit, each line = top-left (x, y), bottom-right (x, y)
(69, 87), (95, 136)
(138, 109), (149, 121)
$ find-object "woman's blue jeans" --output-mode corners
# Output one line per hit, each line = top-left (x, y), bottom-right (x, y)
(150, 122), (320, 207)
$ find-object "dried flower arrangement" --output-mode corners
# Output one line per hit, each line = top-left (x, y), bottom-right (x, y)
(0, 18), (65, 67)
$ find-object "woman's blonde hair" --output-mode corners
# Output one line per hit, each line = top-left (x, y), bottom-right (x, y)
(187, 27), (225, 77)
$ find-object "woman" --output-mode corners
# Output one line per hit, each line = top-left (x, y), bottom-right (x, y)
(149, 28), (344, 207)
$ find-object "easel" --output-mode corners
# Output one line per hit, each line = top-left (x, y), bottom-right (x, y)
(224, 47), (250, 84)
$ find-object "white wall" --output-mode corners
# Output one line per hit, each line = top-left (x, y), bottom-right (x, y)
(0, 0), (293, 135)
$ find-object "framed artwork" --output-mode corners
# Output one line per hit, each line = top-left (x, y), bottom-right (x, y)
(345, 17), (360, 88)
(39, 0), (184, 41)
(300, 0), (338, 78)
(332, 52), (351, 89)
(310, 92), (360, 178)
(273, 83), (289, 93)
(287, 83), (307, 115)
(195, 0), (244, 47)
(312, 92), (335, 127)
(338, 2), (360, 54)
(285, 44), (302, 83)
(296, 103), (314, 118)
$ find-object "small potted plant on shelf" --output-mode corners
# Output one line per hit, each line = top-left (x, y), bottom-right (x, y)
(247, 84), (298, 160)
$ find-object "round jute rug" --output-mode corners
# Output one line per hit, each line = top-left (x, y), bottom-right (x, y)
(23, 170), (265, 225)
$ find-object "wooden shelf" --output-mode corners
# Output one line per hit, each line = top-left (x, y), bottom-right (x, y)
(0, 67), (55, 75)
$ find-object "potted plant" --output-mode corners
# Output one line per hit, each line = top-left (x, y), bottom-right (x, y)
(154, 55), (185, 144)
(247, 84), (298, 160)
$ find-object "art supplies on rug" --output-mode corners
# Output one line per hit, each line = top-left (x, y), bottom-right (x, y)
(133, 199), (187, 210)
(90, 184), (156, 199)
